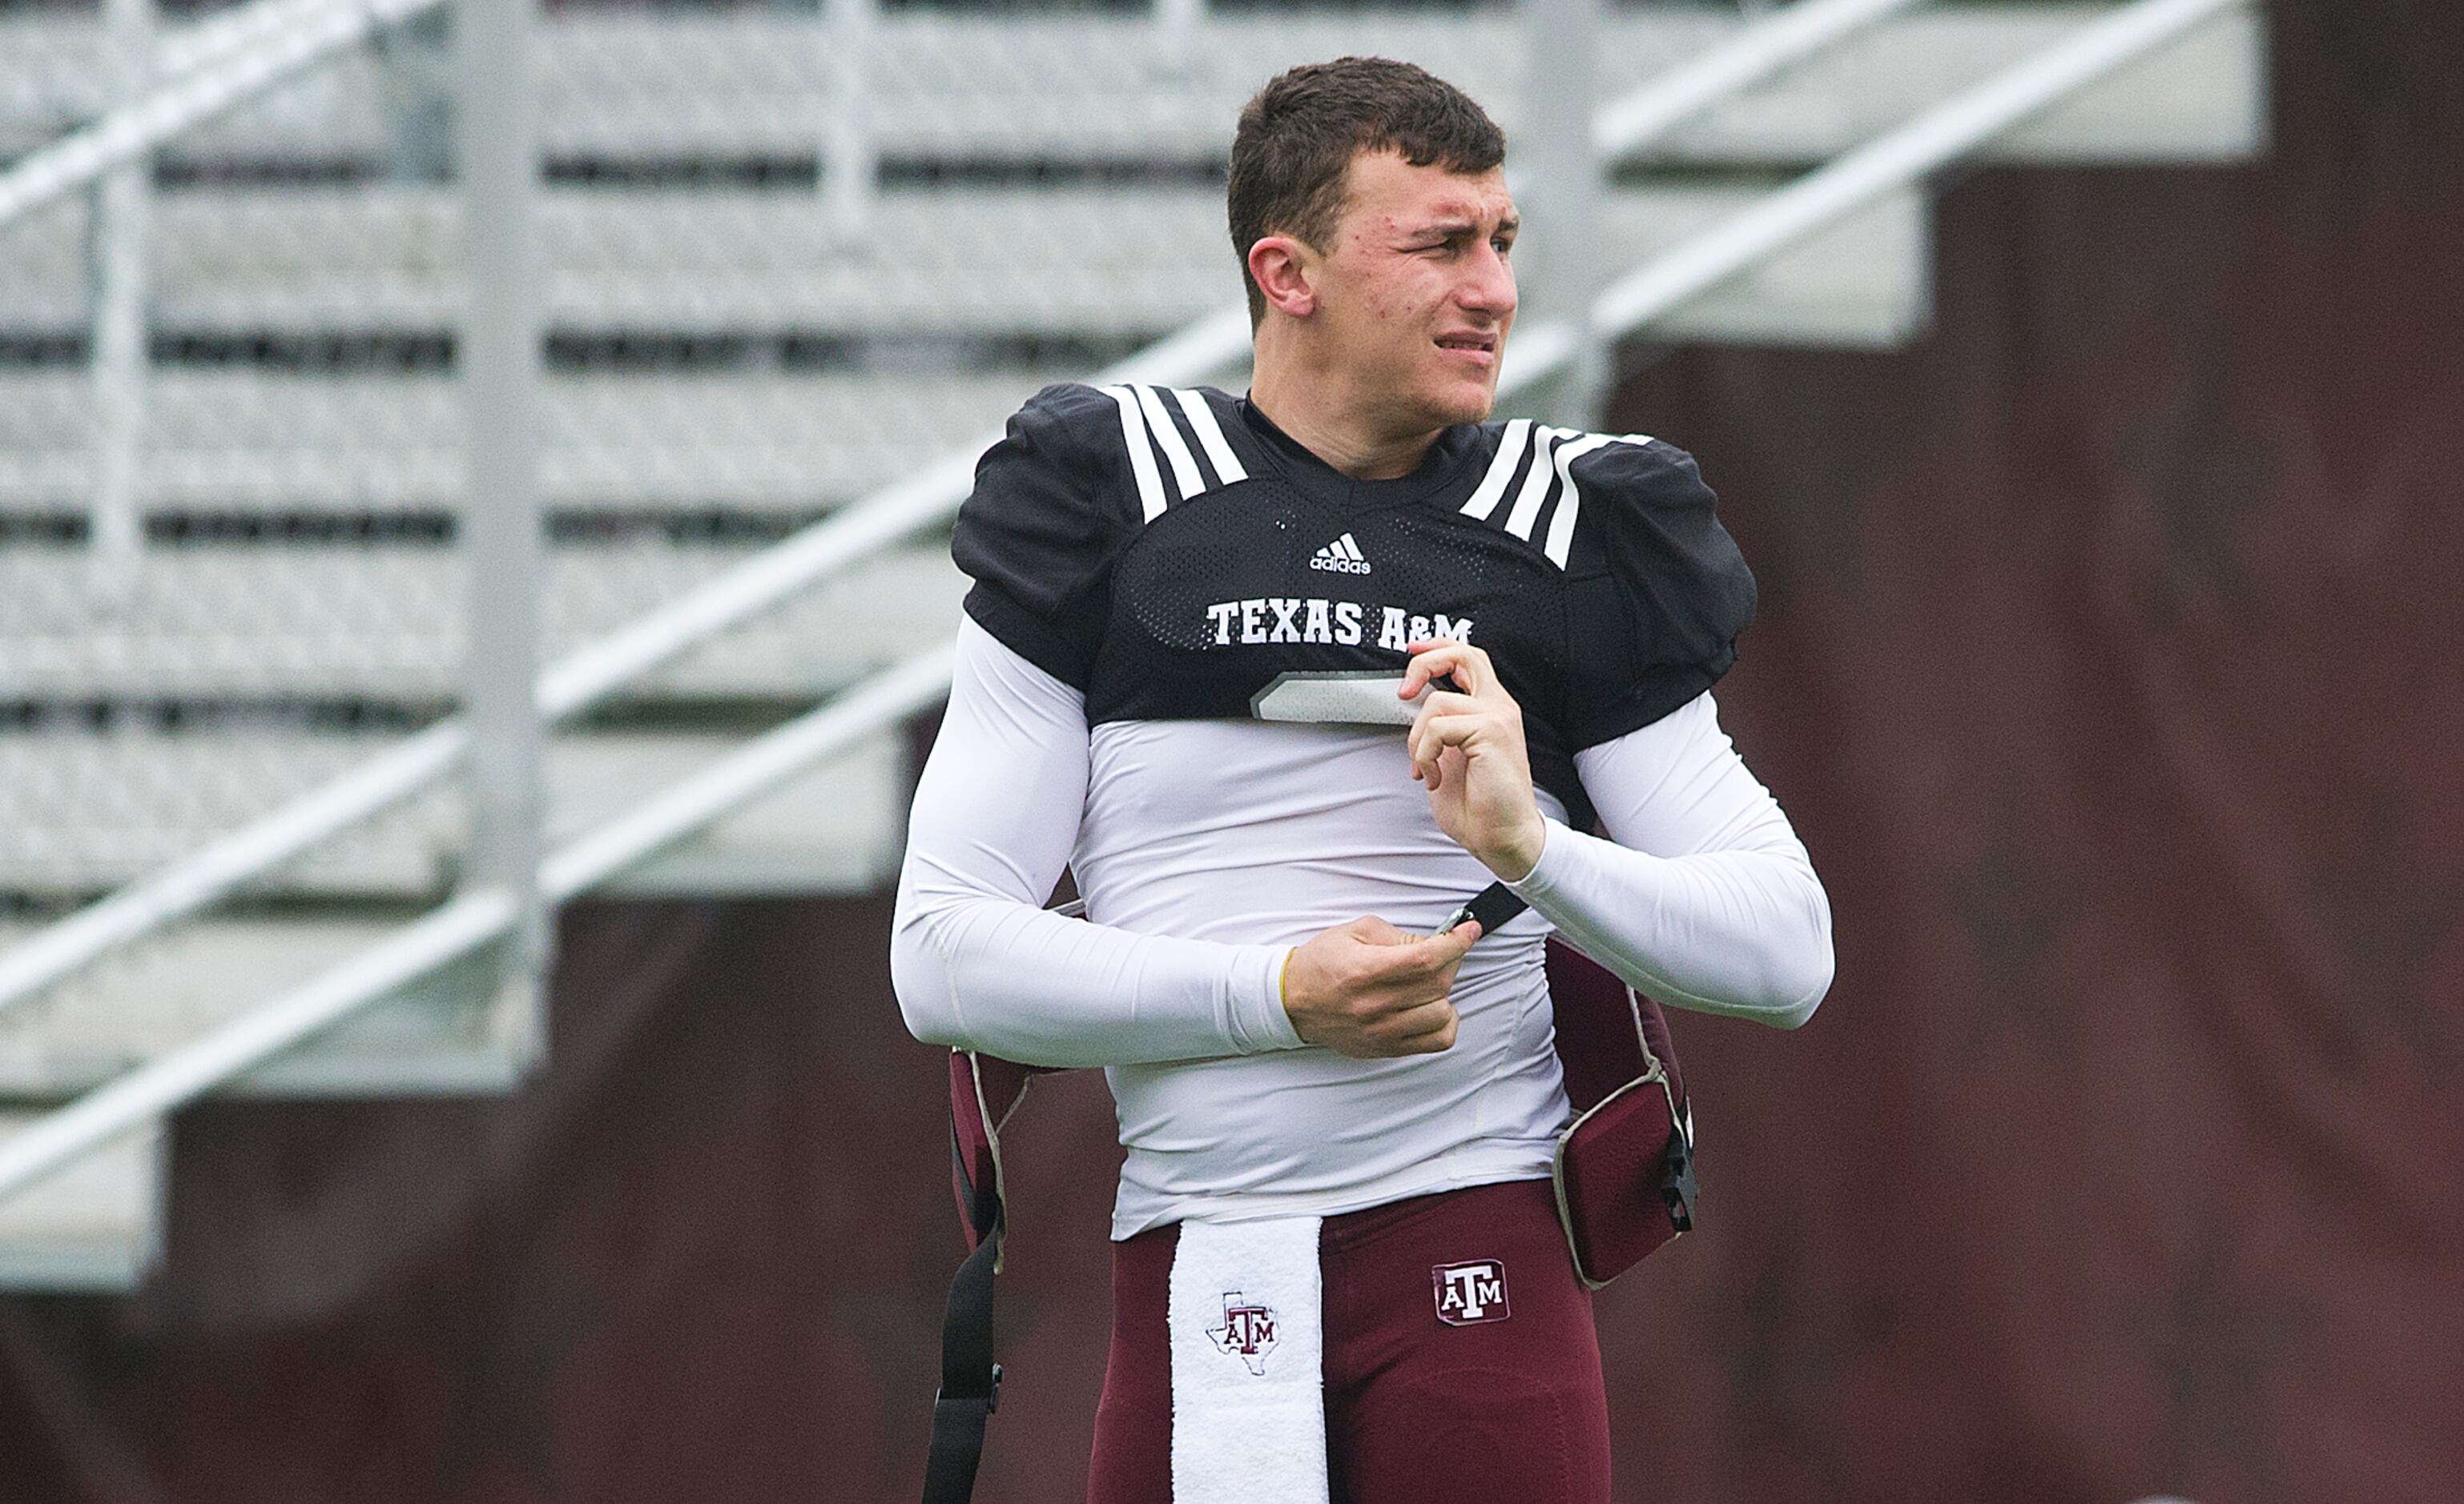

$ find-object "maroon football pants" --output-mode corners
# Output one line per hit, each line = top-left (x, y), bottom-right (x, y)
(1086, 1177), (1612, 1504)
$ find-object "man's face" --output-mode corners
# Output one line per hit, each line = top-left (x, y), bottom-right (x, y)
(1306, 151), (1519, 434)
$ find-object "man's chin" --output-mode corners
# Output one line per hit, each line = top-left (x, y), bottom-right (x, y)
(1379, 372), (1502, 437)
(1433, 382), (1500, 428)
(1405, 371), (1501, 428)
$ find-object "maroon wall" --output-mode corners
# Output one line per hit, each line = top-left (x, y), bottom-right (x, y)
(1581, 0), (2464, 1498)
(5, 1), (2459, 1499)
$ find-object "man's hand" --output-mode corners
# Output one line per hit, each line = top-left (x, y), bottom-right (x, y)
(1282, 915), (1480, 1057)
(1402, 638), (1548, 881)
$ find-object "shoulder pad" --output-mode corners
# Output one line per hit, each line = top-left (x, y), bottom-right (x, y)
(1556, 432), (1756, 745)
(1005, 380), (1141, 501)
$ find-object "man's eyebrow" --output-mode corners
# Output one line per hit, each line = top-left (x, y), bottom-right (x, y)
(1411, 213), (1521, 239)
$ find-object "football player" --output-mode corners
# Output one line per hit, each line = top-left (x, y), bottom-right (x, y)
(892, 56), (1834, 1504)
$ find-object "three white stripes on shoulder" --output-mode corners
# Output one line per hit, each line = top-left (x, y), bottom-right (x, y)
(1097, 385), (1653, 573)
(1099, 384), (1246, 521)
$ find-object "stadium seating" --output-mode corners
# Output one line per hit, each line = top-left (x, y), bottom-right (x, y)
(0, 183), (1929, 344)
(0, 538), (967, 699)
(0, 9), (2258, 167)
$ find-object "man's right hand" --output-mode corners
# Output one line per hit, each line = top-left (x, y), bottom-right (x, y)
(1281, 915), (1480, 1058)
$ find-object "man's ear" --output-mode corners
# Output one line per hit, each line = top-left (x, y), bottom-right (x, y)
(1246, 235), (1317, 320)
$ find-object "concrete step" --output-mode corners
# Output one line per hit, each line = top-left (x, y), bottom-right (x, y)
(0, 539), (966, 702)
(0, 1112), (163, 1291)
(0, 927), (517, 1290)
(0, 182), (1930, 349)
(0, 916), (540, 1100)
(0, 723), (910, 899)
(0, 6), (2263, 171)
(0, 371), (1061, 518)
(1643, 3), (2262, 167)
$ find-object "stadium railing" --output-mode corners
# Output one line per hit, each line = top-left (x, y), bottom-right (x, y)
(0, 0), (2245, 1205)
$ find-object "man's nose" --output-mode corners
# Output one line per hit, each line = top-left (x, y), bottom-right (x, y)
(1457, 245), (1516, 319)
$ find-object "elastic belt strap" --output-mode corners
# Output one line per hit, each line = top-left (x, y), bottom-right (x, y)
(1437, 880), (1529, 937)
(922, 1218), (1004, 1504)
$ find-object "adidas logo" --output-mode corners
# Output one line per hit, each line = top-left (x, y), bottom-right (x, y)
(1309, 533), (1373, 575)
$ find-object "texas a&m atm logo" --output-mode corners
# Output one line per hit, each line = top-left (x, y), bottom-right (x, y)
(1432, 1261), (1511, 1325)
(1206, 1292), (1280, 1375)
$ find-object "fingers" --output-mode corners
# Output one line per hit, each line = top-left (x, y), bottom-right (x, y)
(1341, 920), (1474, 1000)
(1407, 706), (1484, 757)
(1401, 638), (1499, 700)
(1343, 980), (1461, 1054)
(1348, 914), (1415, 945)
(1429, 917), (1481, 959)
(1391, 918), (1477, 973)
(1290, 915), (1481, 1057)
(1340, 918), (1476, 975)
(1372, 999), (1460, 1054)
(1408, 712), (1490, 783)
(1406, 690), (1481, 735)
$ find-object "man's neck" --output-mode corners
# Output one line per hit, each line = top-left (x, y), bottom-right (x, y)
(1248, 353), (1441, 481)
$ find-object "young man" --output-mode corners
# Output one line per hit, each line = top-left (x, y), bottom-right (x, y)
(892, 58), (1834, 1504)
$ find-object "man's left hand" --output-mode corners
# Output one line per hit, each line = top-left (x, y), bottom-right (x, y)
(1402, 638), (1547, 883)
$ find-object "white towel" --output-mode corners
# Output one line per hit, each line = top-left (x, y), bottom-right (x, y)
(1167, 1215), (1330, 1503)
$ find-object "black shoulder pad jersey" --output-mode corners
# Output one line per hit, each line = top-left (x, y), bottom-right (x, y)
(952, 381), (1755, 827)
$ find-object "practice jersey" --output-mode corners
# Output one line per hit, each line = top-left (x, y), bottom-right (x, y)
(946, 382), (1758, 1236)
(955, 382), (1755, 829)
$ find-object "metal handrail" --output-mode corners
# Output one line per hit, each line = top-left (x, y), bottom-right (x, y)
(0, 0), (446, 232)
(1509, 0), (2244, 379)
(1589, 0), (2242, 338)
(163, 0), (366, 83)
(1595, 0), (1926, 159)
(0, 0), (1918, 1023)
(0, 645), (956, 1203)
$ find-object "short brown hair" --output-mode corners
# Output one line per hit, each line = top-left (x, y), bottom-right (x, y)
(1228, 57), (1507, 326)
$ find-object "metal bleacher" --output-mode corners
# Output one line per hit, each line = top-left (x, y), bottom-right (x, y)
(0, 1), (2265, 1286)
(0, 181), (1933, 344)
(0, 6), (2255, 166)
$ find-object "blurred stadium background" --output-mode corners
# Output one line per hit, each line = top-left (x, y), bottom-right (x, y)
(0, 0), (2455, 1499)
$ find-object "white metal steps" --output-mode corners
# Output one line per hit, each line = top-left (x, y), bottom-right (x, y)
(0, 726), (910, 898)
(0, 725), (908, 1285)
(0, 915), (540, 1099)
(0, 182), (1933, 348)
(0, 7), (2261, 170)
(0, 1112), (163, 1290)
(0, 539), (968, 700)
(0, 372), (1059, 518)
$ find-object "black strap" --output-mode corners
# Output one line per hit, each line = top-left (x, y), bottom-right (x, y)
(1661, 1111), (1698, 1233)
(1437, 880), (1529, 937)
(922, 1216), (1005, 1504)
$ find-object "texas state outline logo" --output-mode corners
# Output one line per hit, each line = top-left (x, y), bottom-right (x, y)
(1206, 1291), (1280, 1375)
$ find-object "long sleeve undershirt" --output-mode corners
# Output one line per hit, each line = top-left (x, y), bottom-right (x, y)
(891, 618), (1299, 1067)
(890, 617), (1833, 1067)
(1512, 693), (1834, 1026)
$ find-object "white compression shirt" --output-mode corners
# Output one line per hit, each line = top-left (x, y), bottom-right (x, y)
(892, 615), (1834, 1238)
